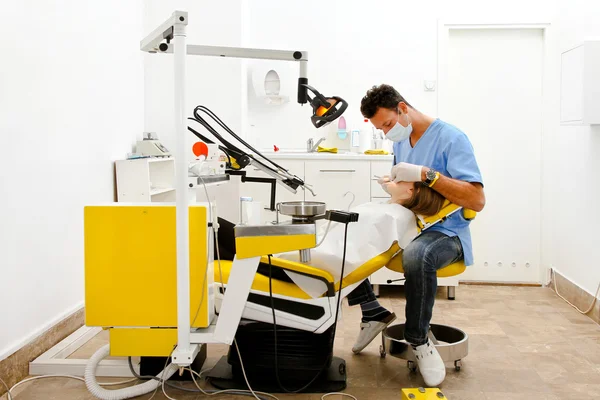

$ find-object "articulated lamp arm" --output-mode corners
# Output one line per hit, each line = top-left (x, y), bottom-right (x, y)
(145, 41), (346, 128)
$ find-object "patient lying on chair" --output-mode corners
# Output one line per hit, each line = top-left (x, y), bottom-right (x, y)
(278, 181), (446, 297)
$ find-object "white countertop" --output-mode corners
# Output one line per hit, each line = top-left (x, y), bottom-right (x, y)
(256, 150), (393, 161)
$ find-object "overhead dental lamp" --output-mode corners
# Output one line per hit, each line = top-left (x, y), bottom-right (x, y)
(301, 84), (348, 129)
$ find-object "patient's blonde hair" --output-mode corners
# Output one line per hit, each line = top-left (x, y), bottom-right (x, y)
(400, 184), (446, 216)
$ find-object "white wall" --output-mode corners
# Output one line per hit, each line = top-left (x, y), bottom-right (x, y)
(541, 0), (600, 296)
(143, 0), (244, 163)
(0, 1), (144, 361)
(244, 0), (558, 150)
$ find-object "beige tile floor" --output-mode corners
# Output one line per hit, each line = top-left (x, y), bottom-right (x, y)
(4, 285), (600, 400)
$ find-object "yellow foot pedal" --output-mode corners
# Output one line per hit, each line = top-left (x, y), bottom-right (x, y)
(402, 387), (447, 400)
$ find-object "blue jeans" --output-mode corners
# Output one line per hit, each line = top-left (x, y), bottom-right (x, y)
(347, 231), (464, 346)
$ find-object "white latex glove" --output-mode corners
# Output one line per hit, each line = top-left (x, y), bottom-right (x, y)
(377, 175), (391, 185)
(377, 175), (391, 194)
(390, 162), (423, 183)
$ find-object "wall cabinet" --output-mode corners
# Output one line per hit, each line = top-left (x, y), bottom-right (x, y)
(304, 160), (371, 211)
(560, 40), (600, 125)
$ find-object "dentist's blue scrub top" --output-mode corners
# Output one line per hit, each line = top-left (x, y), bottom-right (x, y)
(392, 118), (483, 266)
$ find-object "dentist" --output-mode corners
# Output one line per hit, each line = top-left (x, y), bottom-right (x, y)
(347, 84), (485, 387)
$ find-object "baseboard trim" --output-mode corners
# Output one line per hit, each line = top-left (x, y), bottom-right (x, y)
(549, 269), (600, 325)
(459, 281), (542, 287)
(0, 307), (84, 397)
(0, 301), (84, 362)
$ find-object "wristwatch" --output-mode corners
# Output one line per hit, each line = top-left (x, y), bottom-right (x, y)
(424, 168), (440, 187)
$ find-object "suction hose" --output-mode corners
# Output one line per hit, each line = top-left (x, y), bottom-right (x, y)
(85, 344), (179, 400)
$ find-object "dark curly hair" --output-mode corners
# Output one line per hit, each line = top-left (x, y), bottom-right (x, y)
(360, 84), (413, 119)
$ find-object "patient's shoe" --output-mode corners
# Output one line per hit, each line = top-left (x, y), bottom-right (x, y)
(412, 338), (446, 387)
(351, 312), (396, 354)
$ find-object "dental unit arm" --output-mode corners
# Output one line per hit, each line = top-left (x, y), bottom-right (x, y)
(187, 105), (315, 198)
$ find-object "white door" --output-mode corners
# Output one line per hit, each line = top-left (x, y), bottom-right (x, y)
(439, 27), (544, 283)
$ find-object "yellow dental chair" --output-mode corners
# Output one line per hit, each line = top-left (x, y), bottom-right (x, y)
(211, 201), (475, 389)
(83, 200), (473, 394)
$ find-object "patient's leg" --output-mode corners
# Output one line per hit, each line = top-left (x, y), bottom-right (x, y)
(348, 280), (396, 354)
(347, 281), (392, 322)
(346, 280), (377, 306)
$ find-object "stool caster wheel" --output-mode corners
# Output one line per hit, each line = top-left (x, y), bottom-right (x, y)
(454, 360), (462, 371)
(379, 345), (386, 358)
(407, 360), (417, 373)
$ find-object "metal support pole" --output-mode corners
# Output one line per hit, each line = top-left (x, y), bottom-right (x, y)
(171, 16), (198, 367)
(299, 59), (308, 79)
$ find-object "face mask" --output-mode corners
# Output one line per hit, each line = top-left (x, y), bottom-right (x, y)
(386, 112), (412, 142)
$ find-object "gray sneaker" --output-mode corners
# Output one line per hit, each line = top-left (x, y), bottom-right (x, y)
(351, 313), (397, 354)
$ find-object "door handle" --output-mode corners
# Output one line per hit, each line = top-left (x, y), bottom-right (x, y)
(319, 169), (356, 173)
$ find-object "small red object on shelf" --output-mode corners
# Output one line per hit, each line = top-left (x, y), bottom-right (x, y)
(273, 145), (280, 152)
(192, 142), (209, 158)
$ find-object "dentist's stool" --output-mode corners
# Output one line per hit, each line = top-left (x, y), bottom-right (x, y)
(379, 253), (469, 373)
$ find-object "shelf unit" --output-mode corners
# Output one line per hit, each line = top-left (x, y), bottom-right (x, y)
(115, 157), (176, 202)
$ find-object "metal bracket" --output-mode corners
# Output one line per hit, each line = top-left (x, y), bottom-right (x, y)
(241, 176), (277, 211)
(140, 10), (188, 53)
(172, 343), (201, 367)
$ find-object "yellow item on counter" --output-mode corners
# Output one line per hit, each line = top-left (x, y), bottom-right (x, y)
(317, 145), (338, 153)
(364, 149), (389, 155)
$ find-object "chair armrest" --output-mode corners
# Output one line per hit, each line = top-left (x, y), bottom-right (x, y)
(261, 255), (336, 296)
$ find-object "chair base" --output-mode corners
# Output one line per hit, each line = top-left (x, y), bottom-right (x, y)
(206, 355), (347, 393)
(206, 320), (347, 393)
(381, 323), (468, 372)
